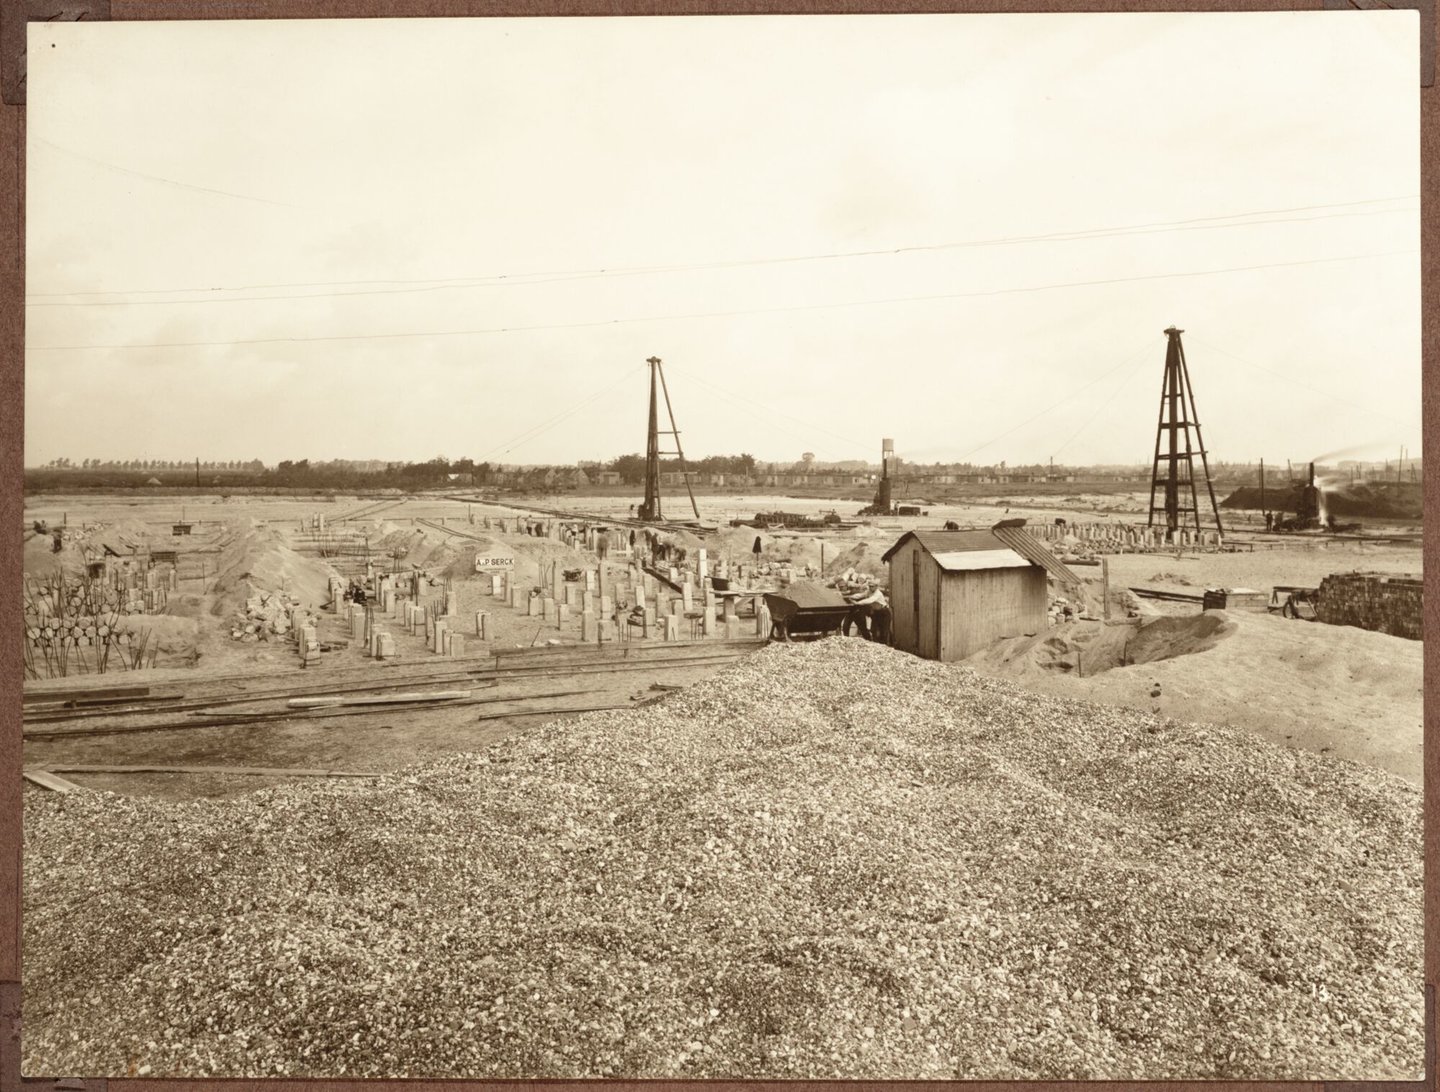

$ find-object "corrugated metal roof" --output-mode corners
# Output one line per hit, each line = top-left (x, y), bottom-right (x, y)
(880, 530), (1000, 562)
(930, 548), (1031, 572)
(990, 525), (1083, 589)
(880, 524), (1083, 589)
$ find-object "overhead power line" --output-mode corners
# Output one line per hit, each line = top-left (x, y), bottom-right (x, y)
(1183, 333), (1416, 431)
(1049, 347), (1156, 461)
(684, 371), (872, 456)
(956, 338), (1158, 461)
(27, 248), (1418, 354)
(25, 195), (1419, 305)
(475, 362), (644, 462)
(32, 136), (299, 210)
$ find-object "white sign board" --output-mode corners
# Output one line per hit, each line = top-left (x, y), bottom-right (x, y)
(474, 555), (515, 572)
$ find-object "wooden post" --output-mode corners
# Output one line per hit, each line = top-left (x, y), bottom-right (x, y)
(1102, 557), (1110, 621)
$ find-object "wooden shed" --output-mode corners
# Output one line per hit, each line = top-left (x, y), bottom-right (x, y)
(881, 523), (1081, 662)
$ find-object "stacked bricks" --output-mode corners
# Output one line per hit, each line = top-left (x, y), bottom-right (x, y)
(1315, 572), (1422, 640)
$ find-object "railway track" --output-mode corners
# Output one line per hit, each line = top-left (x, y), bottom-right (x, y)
(22, 641), (763, 737)
(414, 518), (493, 543)
(333, 496), (412, 523)
(440, 493), (717, 535)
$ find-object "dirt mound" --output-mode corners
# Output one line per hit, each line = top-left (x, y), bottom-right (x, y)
(96, 517), (154, 544)
(823, 539), (888, 579)
(111, 614), (200, 667)
(23, 639), (1422, 1080)
(377, 528), (424, 553)
(208, 526), (337, 616)
(1126, 611), (1235, 664)
(440, 536), (515, 579)
(972, 613), (1236, 679)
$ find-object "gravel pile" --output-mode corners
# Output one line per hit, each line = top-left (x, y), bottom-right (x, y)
(24, 640), (1423, 1080)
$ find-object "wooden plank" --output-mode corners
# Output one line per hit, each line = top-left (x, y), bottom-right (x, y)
(25, 686), (616, 738)
(42, 765), (379, 779)
(22, 684), (150, 704)
(23, 650), (752, 725)
(1128, 586), (1206, 603)
(21, 770), (84, 793)
(472, 700), (636, 722)
(286, 689), (471, 709)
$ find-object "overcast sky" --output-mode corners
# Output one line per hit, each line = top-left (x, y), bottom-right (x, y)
(24, 12), (1421, 469)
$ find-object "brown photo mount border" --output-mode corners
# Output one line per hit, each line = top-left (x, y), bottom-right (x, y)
(1, 3), (1436, 1090)
(0, 1), (112, 108)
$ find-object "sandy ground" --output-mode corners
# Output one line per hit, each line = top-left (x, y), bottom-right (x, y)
(1100, 540), (1421, 595)
(966, 608), (1422, 786)
(23, 490), (1424, 796)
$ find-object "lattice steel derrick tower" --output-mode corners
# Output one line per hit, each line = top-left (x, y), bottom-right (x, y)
(1147, 327), (1223, 538)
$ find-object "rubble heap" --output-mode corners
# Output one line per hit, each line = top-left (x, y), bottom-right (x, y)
(228, 591), (305, 641)
(24, 641), (1422, 1081)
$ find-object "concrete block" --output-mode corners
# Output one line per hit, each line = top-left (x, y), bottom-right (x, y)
(433, 620), (448, 655)
(527, 594), (542, 617)
(543, 597), (557, 622)
(663, 615), (680, 641)
(598, 619), (615, 642)
(702, 605), (717, 635)
(475, 611), (489, 638)
(581, 610), (598, 642)
(599, 595), (613, 617)
(558, 603), (570, 623)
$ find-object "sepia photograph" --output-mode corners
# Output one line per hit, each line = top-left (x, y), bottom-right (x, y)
(17, 9), (1427, 1081)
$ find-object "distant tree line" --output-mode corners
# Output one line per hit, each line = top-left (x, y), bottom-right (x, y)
(40, 458), (269, 471)
(601, 453), (758, 485)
